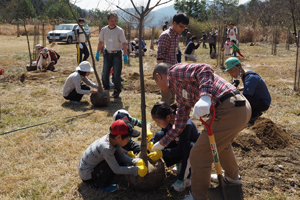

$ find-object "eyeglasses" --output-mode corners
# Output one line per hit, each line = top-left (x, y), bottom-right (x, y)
(177, 23), (186, 29)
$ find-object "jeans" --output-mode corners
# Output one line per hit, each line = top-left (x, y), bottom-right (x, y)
(209, 43), (216, 55)
(102, 51), (122, 92)
(64, 85), (90, 102)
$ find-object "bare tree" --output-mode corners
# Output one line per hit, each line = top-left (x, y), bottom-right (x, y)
(107, 0), (171, 161)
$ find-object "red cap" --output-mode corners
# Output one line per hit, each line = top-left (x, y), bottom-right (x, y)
(0, 68), (6, 75)
(110, 119), (140, 137)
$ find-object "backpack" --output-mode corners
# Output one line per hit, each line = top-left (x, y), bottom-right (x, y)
(54, 51), (60, 60)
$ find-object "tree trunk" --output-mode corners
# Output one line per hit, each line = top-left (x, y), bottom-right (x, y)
(150, 26), (154, 50)
(138, 13), (147, 162)
(17, 21), (20, 37)
(24, 21), (32, 65)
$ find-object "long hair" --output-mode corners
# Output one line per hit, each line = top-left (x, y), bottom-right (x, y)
(151, 101), (177, 120)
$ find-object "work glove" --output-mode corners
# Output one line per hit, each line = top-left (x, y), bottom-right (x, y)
(136, 159), (145, 167)
(146, 129), (153, 142)
(148, 150), (163, 161)
(147, 141), (153, 151)
(151, 141), (165, 152)
(137, 164), (148, 177)
(127, 151), (136, 158)
(193, 96), (212, 119)
(79, 43), (83, 49)
(123, 55), (128, 64)
(95, 52), (100, 61)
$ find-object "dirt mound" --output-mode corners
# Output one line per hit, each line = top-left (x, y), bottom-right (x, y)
(124, 72), (160, 94)
(234, 117), (294, 151)
(0, 71), (58, 84)
(250, 117), (294, 149)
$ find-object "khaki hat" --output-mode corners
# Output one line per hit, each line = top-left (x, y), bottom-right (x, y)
(35, 44), (44, 51)
(41, 48), (48, 54)
(76, 61), (94, 72)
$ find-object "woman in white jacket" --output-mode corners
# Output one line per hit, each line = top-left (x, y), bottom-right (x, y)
(62, 61), (98, 104)
(38, 48), (51, 71)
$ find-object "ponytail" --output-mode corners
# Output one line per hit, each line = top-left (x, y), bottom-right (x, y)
(151, 101), (177, 120)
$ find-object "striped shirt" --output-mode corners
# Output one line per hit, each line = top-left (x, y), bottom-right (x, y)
(157, 27), (180, 65)
(159, 63), (237, 146)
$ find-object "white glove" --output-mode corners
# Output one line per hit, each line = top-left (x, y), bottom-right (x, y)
(151, 141), (165, 152)
(193, 96), (212, 119)
(236, 40), (239, 44)
(79, 43), (83, 49)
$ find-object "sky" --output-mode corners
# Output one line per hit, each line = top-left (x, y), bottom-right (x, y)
(74, 0), (250, 11)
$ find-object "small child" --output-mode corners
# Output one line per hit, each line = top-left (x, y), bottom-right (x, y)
(78, 119), (148, 192)
(113, 109), (153, 156)
(148, 102), (200, 192)
(184, 36), (201, 62)
(231, 40), (245, 58)
(224, 37), (231, 56)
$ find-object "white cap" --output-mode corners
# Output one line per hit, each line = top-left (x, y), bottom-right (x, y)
(113, 109), (133, 125)
(134, 38), (139, 41)
(76, 61), (94, 72)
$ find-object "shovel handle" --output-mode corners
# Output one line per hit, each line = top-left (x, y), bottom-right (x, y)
(200, 106), (222, 176)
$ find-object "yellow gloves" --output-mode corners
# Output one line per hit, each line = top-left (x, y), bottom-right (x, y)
(146, 129), (153, 142)
(148, 150), (163, 161)
(136, 159), (147, 177)
(136, 159), (145, 166)
(127, 151), (136, 158)
(137, 164), (148, 177)
(148, 141), (153, 151)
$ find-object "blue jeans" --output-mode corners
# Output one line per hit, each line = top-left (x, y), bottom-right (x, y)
(102, 51), (122, 92)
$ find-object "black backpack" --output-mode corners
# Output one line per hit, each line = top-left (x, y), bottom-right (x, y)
(54, 51), (60, 60)
(228, 28), (238, 35)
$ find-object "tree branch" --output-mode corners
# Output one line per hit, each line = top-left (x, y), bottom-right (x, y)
(116, 5), (139, 20)
(130, 0), (141, 15)
(115, 10), (139, 24)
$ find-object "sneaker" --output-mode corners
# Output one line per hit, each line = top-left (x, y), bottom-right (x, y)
(100, 184), (119, 192)
(182, 191), (194, 200)
(171, 178), (191, 192)
(69, 100), (81, 105)
(211, 173), (241, 185)
(109, 82), (114, 87)
(110, 90), (120, 98)
(172, 162), (182, 175)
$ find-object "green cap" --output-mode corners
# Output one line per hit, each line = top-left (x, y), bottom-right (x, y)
(224, 57), (241, 71)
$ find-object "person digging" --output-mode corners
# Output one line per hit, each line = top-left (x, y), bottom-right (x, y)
(224, 57), (271, 126)
(35, 44), (59, 71)
(152, 62), (251, 200)
(78, 119), (148, 192)
(38, 48), (55, 71)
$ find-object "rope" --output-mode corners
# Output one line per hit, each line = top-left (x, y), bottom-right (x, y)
(0, 110), (95, 136)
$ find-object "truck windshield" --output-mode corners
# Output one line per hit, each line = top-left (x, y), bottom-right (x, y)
(55, 25), (73, 30)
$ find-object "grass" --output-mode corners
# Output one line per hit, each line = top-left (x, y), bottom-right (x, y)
(0, 34), (300, 199)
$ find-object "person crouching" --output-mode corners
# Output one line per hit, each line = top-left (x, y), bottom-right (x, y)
(62, 61), (98, 104)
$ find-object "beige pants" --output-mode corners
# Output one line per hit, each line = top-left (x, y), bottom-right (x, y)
(160, 90), (175, 105)
(190, 94), (251, 200)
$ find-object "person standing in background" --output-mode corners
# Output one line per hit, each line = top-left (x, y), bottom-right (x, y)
(75, 18), (89, 65)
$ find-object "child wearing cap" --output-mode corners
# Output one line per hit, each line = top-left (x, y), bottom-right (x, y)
(112, 109), (153, 157)
(62, 61), (98, 104)
(78, 119), (148, 192)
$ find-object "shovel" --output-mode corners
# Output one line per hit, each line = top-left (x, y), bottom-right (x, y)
(200, 106), (243, 200)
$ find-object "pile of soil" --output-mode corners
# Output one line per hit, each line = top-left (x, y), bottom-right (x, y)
(123, 72), (160, 94)
(233, 117), (294, 151)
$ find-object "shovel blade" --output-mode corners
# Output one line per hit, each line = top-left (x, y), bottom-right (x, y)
(207, 184), (243, 200)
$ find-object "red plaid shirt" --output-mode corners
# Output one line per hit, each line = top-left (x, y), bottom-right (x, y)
(159, 63), (237, 146)
(157, 27), (180, 65)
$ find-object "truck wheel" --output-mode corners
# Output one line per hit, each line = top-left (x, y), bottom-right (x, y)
(66, 37), (72, 44)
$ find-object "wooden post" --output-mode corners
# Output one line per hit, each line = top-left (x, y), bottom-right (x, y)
(286, 29), (290, 50)
(150, 26), (154, 50)
(17, 21), (20, 37)
(296, 30), (300, 90)
(42, 22), (45, 47)
(127, 23), (131, 65)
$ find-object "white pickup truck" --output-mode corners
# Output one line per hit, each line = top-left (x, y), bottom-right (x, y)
(47, 23), (90, 44)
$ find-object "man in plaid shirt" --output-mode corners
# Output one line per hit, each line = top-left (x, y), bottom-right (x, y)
(152, 62), (251, 200)
(157, 13), (189, 105)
